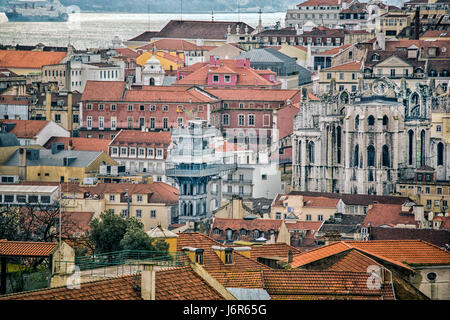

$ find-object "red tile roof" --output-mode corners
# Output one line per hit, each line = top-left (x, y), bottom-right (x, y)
(303, 196), (340, 208)
(314, 44), (352, 56)
(328, 249), (382, 272)
(81, 81), (126, 102)
(206, 88), (300, 102)
(308, 92), (320, 100)
(0, 95), (30, 105)
(176, 59), (279, 87)
(208, 270), (264, 289)
(124, 86), (217, 103)
(212, 218), (283, 233)
(110, 130), (170, 148)
(44, 137), (110, 153)
(363, 203), (417, 228)
(138, 39), (204, 52)
(323, 61), (362, 71)
(114, 48), (140, 59)
(0, 119), (49, 139)
(0, 50), (66, 69)
(290, 240), (450, 269)
(247, 243), (303, 261)
(0, 240), (57, 257)
(0, 266), (225, 300)
(176, 232), (271, 272)
(297, 0), (350, 7)
(263, 269), (394, 300)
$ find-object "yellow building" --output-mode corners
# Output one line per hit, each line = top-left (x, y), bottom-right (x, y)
(0, 147), (117, 183)
(395, 166), (449, 215)
(62, 182), (179, 231)
(270, 194), (339, 222)
(378, 12), (411, 38)
(275, 44), (308, 68)
(136, 51), (184, 73)
(319, 61), (362, 94)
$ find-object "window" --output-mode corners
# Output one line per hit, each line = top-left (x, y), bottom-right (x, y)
(224, 75), (231, 83)
(41, 196), (50, 203)
(213, 75), (219, 83)
(239, 103), (244, 109)
(354, 145), (359, 167)
(99, 116), (104, 130)
(140, 105), (145, 111)
(87, 104), (92, 110)
(99, 104), (104, 111)
(224, 249), (233, 264)
(308, 141), (315, 164)
(318, 215), (323, 221)
(147, 148), (154, 158)
(222, 114), (229, 126)
(390, 69), (396, 77)
(195, 250), (204, 265)
(111, 147), (119, 156)
(29, 195), (38, 203)
(426, 200), (432, 208)
(127, 117), (133, 129)
(426, 187), (430, 194)
(137, 195), (143, 202)
(4, 195), (14, 203)
(437, 187), (442, 195)
(138, 148), (145, 157)
(262, 174), (267, 180)
(248, 114), (255, 126)
(150, 117), (155, 129)
(128, 105), (133, 111)
(382, 115), (389, 126)
(355, 115), (359, 130)
(382, 145), (390, 167)
(120, 147), (127, 157)
(136, 210), (142, 218)
(263, 114), (270, 127)
(163, 117), (168, 129)
(276, 212), (281, 220)
(306, 214), (312, 221)
(109, 195), (115, 201)
(327, 73), (332, 79)
(417, 173), (423, 181)
(436, 125), (442, 132)
(437, 142), (444, 166)
(426, 174), (432, 182)
(238, 115), (245, 126)
(339, 73), (344, 80)
(121, 209), (129, 218)
(163, 105), (168, 112)
(368, 115), (375, 126)
(54, 114), (61, 123)
(129, 148), (136, 157)
(150, 210), (156, 218)
(86, 116), (92, 129)
(241, 229), (247, 236)
(111, 104), (116, 111)
(434, 200), (440, 207)
(111, 117), (117, 130)
(150, 105), (156, 111)
(156, 148), (163, 158)
(177, 118), (183, 127)
(367, 145), (375, 167)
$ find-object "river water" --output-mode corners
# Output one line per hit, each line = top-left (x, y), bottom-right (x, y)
(0, 12), (286, 49)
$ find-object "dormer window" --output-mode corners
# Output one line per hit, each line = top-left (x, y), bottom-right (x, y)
(224, 248), (233, 265)
(195, 249), (204, 265)
(213, 75), (219, 83)
(224, 75), (231, 83)
(371, 54), (380, 61)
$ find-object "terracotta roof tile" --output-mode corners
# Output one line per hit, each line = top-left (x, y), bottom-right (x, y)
(0, 119), (49, 139)
(0, 95), (30, 105)
(323, 61), (362, 71)
(328, 249), (382, 272)
(110, 130), (171, 156)
(247, 243), (303, 261)
(262, 269), (394, 300)
(176, 59), (279, 87)
(0, 240), (57, 257)
(0, 266), (225, 300)
(206, 88), (299, 102)
(209, 270), (264, 289)
(291, 240), (450, 269)
(81, 81), (126, 102)
(176, 232), (271, 272)
(363, 203), (417, 228)
(211, 218), (283, 233)
(0, 50), (66, 69)
(138, 39), (204, 51)
(44, 137), (110, 153)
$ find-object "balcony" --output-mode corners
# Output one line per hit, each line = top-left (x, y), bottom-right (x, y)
(166, 164), (237, 178)
(225, 179), (253, 185)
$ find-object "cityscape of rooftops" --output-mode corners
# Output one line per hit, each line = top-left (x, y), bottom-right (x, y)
(0, 0), (448, 311)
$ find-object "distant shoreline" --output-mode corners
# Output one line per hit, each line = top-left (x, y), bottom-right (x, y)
(78, 10), (282, 14)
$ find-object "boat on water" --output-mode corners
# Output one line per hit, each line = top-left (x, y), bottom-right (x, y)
(2, 0), (69, 22)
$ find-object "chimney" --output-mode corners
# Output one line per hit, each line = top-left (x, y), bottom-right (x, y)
(68, 139), (73, 150)
(233, 246), (252, 259)
(46, 90), (52, 121)
(140, 261), (156, 300)
(67, 92), (73, 134)
(212, 246), (234, 264)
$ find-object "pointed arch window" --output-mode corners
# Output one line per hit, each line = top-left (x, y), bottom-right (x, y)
(368, 115), (375, 126)
(408, 130), (414, 165)
(355, 115), (359, 130)
(308, 141), (315, 164)
(437, 142), (444, 166)
(337, 126), (342, 164)
(382, 145), (390, 167)
(367, 145), (375, 167)
(354, 145), (359, 167)
(382, 115), (389, 126)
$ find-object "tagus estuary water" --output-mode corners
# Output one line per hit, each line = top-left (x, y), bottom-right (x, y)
(0, 11), (286, 49)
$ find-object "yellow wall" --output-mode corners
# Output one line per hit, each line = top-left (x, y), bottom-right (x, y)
(271, 194), (337, 222)
(277, 44), (307, 66)
(137, 51), (184, 72)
